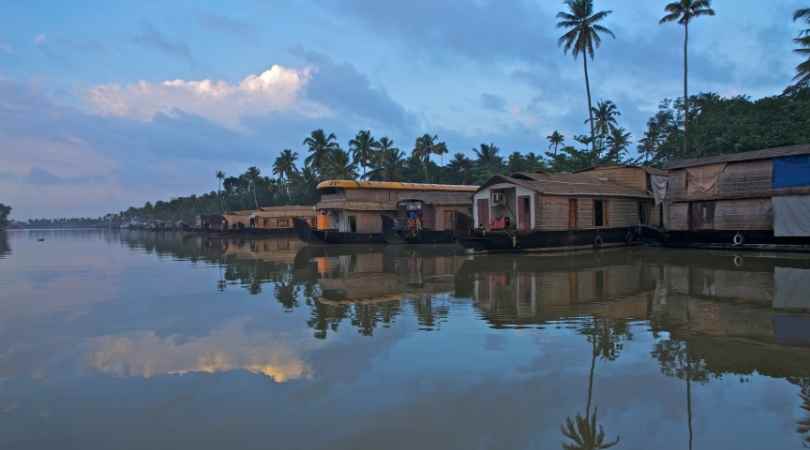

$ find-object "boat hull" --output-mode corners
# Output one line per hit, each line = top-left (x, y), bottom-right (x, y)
(458, 227), (642, 253)
(380, 215), (458, 245)
(663, 230), (810, 253)
(293, 217), (386, 244)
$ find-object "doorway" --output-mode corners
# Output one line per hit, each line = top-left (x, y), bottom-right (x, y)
(518, 196), (531, 231)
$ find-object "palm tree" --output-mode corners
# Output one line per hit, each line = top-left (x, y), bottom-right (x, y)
(303, 129), (341, 177)
(368, 137), (405, 181)
(557, 0), (615, 153)
(473, 143), (504, 181)
(660, 0), (716, 157)
(324, 148), (357, 180)
(547, 130), (565, 156)
(215, 170), (225, 213)
(349, 130), (378, 179)
(591, 100), (620, 138)
(447, 153), (474, 184)
(561, 409), (620, 450)
(245, 166), (261, 209)
(605, 126), (631, 163)
(412, 134), (447, 181)
(273, 149), (298, 195)
(794, 8), (810, 87)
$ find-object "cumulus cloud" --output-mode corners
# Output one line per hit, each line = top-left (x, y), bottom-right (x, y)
(86, 65), (318, 129)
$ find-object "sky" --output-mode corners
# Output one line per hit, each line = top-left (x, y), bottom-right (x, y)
(0, 0), (806, 219)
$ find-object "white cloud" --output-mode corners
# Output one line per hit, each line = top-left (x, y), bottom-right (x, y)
(34, 33), (46, 46)
(86, 65), (325, 130)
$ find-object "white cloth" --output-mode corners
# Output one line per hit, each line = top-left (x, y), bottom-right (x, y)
(773, 196), (810, 237)
(651, 175), (669, 206)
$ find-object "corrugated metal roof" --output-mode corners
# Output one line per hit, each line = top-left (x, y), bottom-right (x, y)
(317, 180), (478, 192)
(480, 172), (651, 198)
(664, 144), (810, 170)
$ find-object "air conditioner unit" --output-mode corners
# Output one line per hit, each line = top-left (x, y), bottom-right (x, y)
(492, 192), (505, 204)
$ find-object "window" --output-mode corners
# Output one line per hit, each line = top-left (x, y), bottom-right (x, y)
(276, 218), (290, 228)
(594, 200), (605, 227)
(348, 216), (357, 233)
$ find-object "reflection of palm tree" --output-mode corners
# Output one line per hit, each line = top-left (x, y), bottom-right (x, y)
(796, 381), (810, 447)
(561, 409), (620, 450)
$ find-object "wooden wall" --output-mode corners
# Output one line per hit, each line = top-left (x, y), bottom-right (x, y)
(537, 196), (642, 231)
(585, 167), (648, 192)
(668, 203), (690, 230)
(712, 199), (773, 231)
(537, 196), (570, 231)
(608, 198), (640, 228)
(718, 160), (772, 197)
(354, 213), (382, 233)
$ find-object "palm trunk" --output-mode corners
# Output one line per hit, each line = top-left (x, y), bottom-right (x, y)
(252, 182), (259, 209)
(586, 339), (596, 418)
(583, 56), (596, 157)
(683, 23), (689, 157)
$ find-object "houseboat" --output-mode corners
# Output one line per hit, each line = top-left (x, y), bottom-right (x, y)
(661, 144), (810, 251)
(458, 167), (659, 252)
(293, 180), (477, 245)
(200, 206), (315, 235)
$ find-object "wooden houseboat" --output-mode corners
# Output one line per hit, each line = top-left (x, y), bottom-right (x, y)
(458, 167), (659, 252)
(204, 206), (315, 235)
(662, 144), (810, 251)
(293, 180), (477, 245)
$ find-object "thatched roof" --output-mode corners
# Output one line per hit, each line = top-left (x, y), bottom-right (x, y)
(574, 164), (668, 176)
(317, 180), (478, 192)
(665, 144), (810, 170)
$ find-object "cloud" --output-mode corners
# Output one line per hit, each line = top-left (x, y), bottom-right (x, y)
(133, 21), (193, 63)
(480, 93), (506, 112)
(86, 65), (316, 129)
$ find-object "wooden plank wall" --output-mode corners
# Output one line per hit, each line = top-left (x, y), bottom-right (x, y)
(538, 196), (570, 231)
(577, 199), (595, 229)
(607, 198), (639, 228)
(668, 170), (687, 199)
(714, 199), (773, 230)
(717, 160), (772, 197)
(588, 168), (648, 192)
(538, 196), (640, 230)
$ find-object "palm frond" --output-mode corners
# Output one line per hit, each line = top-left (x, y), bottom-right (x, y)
(659, 12), (681, 24)
(592, 24), (615, 39)
(794, 8), (810, 21)
(692, 8), (716, 17)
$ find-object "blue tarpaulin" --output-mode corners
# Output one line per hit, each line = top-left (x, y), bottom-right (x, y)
(773, 155), (810, 188)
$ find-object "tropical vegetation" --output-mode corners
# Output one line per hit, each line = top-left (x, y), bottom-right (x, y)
(0, 203), (11, 229)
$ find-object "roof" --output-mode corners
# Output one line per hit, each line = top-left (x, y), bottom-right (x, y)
(479, 172), (650, 199)
(317, 180), (478, 193)
(664, 144), (810, 170)
(574, 164), (668, 176)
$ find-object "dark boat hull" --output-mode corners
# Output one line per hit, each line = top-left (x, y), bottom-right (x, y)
(458, 227), (642, 253)
(663, 230), (810, 253)
(380, 215), (458, 245)
(293, 218), (386, 244)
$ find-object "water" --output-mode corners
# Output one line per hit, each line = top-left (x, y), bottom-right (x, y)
(2, 229), (810, 450)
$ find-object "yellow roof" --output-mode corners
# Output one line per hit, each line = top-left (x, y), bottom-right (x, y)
(316, 180), (478, 193)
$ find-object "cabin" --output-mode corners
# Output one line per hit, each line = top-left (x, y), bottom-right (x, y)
(471, 170), (654, 233)
(251, 206), (315, 231)
(575, 165), (669, 228)
(662, 144), (810, 241)
(197, 214), (226, 231)
(314, 180), (478, 234)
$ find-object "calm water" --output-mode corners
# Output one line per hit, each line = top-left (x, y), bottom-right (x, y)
(2, 230), (810, 450)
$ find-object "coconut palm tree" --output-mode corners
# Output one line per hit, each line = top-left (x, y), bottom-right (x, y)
(215, 170), (225, 212)
(304, 129), (341, 177)
(368, 137), (405, 181)
(473, 143), (504, 181)
(273, 149), (298, 196)
(447, 153), (475, 184)
(349, 130), (378, 179)
(591, 100), (620, 138)
(324, 148), (357, 180)
(660, 0), (716, 156)
(245, 166), (261, 209)
(606, 126), (631, 163)
(794, 8), (810, 87)
(557, 0), (615, 153)
(547, 130), (565, 156)
(412, 134), (447, 181)
(561, 409), (620, 450)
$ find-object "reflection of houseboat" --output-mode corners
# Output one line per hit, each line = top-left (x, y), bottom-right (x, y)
(459, 166), (662, 252)
(200, 206), (315, 235)
(293, 180), (477, 245)
(662, 145), (810, 251)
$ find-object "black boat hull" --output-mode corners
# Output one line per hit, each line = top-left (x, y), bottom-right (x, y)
(458, 227), (642, 252)
(293, 217), (386, 244)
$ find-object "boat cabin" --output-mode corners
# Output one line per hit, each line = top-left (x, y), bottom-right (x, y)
(221, 206), (315, 231)
(472, 170), (654, 233)
(314, 180), (478, 234)
(662, 144), (810, 239)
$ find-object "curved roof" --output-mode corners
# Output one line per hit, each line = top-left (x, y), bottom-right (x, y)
(317, 180), (478, 192)
(479, 172), (650, 199)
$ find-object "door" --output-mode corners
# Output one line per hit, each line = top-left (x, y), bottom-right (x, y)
(518, 196), (531, 231)
(477, 199), (489, 229)
(690, 201), (715, 230)
(568, 199), (578, 229)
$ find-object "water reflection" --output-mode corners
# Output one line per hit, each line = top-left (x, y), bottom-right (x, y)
(3, 231), (810, 450)
(0, 230), (10, 258)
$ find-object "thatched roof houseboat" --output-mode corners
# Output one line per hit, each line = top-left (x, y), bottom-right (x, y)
(662, 144), (810, 249)
(459, 167), (660, 252)
(294, 180), (478, 244)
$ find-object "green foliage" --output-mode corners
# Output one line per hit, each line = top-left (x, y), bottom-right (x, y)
(795, 7), (810, 87)
(0, 203), (10, 229)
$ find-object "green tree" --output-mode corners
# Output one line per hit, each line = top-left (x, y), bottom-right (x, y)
(795, 8), (810, 87)
(547, 130), (565, 156)
(0, 203), (11, 229)
(303, 129), (340, 177)
(605, 126), (631, 163)
(245, 166), (261, 209)
(349, 130), (378, 179)
(412, 134), (448, 182)
(660, 0), (716, 157)
(273, 149), (298, 196)
(447, 153), (475, 184)
(473, 143), (504, 181)
(368, 137), (405, 181)
(591, 100), (620, 154)
(324, 148), (357, 180)
(557, 0), (615, 153)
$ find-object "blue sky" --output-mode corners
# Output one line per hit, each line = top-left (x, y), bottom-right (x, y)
(0, 0), (806, 219)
